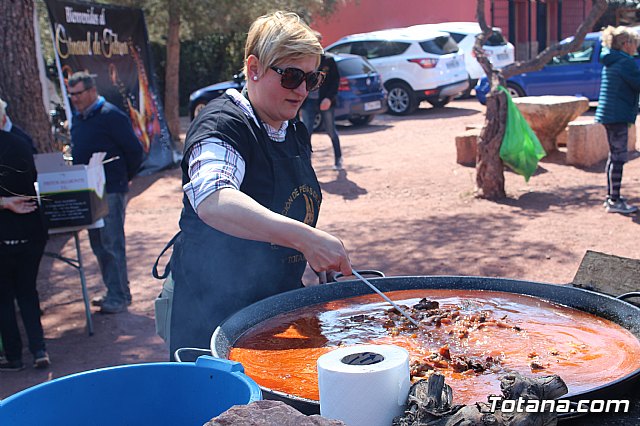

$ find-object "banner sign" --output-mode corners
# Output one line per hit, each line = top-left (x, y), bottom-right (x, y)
(44, 0), (176, 175)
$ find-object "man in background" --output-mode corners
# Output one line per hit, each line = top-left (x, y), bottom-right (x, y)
(300, 32), (343, 170)
(68, 71), (143, 313)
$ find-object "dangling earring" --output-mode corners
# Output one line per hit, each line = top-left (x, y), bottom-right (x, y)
(252, 76), (258, 81)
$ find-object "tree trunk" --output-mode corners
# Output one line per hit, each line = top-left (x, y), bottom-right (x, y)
(474, 0), (505, 200)
(0, 0), (54, 152)
(164, 0), (181, 142)
(475, 90), (507, 199)
(473, 0), (607, 200)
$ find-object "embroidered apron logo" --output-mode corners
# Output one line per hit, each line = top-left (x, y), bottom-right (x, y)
(281, 184), (321, 226)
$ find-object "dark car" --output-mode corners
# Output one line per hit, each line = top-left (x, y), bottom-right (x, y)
(188, 54), (387, 128)
(189, 72), (246, 119)
(475, 30), (640, 105)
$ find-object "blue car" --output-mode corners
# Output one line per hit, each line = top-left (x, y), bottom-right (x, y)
(475, 30), (640, 104)
(189, 54), (387, 129)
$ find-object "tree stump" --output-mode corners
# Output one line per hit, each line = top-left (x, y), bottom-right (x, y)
(456, 129), (480, 166)
(572, 250), (640, 301)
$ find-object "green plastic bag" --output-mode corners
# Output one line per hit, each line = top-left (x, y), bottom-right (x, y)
(498, 86), (546, 181)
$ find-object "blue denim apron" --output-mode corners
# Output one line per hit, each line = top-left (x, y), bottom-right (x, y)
(169, 118), (321, 358)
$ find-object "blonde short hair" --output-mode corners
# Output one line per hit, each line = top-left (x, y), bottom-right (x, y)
(243, 11), (323, 76)
(602, 25), (640, 50)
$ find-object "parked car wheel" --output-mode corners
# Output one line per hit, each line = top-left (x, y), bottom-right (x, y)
(348, 115), (375, 126)
(312, 113), (323, 132)
(427, 96), (452, 108)
(456, 77), (477, 99)
(386, 81), (417, 115)
(506, 82), (525, 98)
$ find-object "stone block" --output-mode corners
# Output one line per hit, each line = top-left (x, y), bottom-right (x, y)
(557, 117), (594, 147)
(566, 121), (608, 167)
(566, 122), (637, 167)
(455, 129), (480, 166)
(628, 123), (636, 152)
(205, 400), (346, 425)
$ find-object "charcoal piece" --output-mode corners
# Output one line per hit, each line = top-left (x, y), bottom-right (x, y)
(393, 372), (568, 426)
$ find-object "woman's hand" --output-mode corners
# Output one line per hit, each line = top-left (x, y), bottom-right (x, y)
(300, 228), (352, 277)
(0, 196), (38, 214)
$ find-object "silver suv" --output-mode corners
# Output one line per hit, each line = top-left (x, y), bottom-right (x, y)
(326, 28), (468, 115)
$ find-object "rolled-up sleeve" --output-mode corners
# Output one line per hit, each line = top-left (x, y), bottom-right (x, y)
(183, 138), (245, 212)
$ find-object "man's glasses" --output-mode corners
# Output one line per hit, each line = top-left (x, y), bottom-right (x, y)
(68, 87), (90, 97)
(270, 66), (326, 92)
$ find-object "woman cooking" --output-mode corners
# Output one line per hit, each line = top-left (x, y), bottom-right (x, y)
(168, 11), (352, 358)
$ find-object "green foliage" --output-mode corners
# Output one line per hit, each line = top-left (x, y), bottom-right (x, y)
(36, 0), (55, 66)
(128, 0), (339, 43)
(37, 0), (343, 114)
(151, 32), (246, 114)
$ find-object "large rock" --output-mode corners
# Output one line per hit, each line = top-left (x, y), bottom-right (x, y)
(204, 400), (346, 426)
(629, 123), (637, 152)
(566, 121), (637, 167)
(566, 121), (608, 167)
(512, 96), (589, 153)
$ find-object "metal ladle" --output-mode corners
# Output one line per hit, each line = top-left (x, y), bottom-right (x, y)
(352, 270), (421, 328)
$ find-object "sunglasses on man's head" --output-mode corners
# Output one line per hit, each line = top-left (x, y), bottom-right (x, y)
(270, 66), (326, 92)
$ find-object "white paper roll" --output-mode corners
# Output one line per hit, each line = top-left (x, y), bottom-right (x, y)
(317, 344), (410, 426)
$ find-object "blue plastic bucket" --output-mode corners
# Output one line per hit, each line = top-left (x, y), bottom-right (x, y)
(0, 356), (261, 426)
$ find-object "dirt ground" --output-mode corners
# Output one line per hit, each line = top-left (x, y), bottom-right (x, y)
(2, 98), (639, 400)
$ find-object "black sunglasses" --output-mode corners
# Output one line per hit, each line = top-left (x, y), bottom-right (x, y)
(270, 66), (326, 92)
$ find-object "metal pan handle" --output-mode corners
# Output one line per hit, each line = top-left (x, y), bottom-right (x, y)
(174, 347), (211, 362)
(334, 269), (386, 280)
(617, 292), (640, 301)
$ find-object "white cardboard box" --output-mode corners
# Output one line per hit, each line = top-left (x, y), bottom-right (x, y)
(34, 152), (108, 229)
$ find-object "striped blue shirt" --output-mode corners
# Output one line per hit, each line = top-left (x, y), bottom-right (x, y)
(183, 89), (288, 211)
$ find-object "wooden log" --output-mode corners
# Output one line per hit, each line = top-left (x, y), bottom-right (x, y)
(572, 250), (640, 302)
(455, 129), (480, 166)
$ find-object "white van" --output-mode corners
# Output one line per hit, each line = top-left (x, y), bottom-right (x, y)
(326, 28), (468, 115)
(408, 22), (515, 93)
